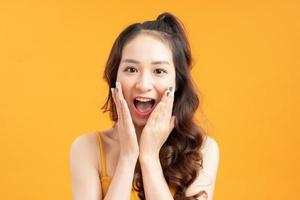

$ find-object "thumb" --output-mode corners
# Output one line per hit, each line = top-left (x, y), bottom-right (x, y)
(169, 116), (176, 131)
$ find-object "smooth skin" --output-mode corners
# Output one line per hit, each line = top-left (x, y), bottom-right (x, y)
(70, 33), (219, 200)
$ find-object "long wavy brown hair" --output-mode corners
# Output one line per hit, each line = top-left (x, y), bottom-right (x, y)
(101, 12), (208, 200)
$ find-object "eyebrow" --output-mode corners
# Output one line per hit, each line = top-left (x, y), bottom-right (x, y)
(121, 58), (170, 65)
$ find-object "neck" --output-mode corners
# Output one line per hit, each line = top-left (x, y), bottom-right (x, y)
(134, 124), (144, 144)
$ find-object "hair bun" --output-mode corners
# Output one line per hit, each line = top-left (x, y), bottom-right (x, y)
(156, 12), (191, 66)
(157, 12), (176, 25)
(156, 12), (186, 35)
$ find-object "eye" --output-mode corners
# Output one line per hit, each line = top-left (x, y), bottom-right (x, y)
(154, 68), (167, 74)
(124, 66), (137, 73)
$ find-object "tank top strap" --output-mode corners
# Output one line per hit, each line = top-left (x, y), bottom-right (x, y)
(97, 132), (107, 178)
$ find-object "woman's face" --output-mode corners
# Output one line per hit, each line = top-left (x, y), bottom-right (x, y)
(116, 33), (176, 128)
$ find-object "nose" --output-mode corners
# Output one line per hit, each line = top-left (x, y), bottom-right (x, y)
(135, 72), (154, 92)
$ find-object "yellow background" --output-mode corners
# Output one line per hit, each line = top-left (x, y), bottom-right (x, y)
(0, 0), (299, 199)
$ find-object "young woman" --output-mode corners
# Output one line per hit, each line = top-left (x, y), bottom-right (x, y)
(70, 12), (219, 200)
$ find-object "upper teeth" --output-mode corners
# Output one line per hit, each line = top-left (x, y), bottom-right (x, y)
(135, 97), (153, 102)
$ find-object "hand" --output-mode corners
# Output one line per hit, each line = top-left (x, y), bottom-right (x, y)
(111, 81), (139, 159)
(139, 87), (176, 158)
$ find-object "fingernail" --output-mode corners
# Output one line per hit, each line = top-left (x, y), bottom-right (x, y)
(170, 91), (174, 96)
(115, 82), (119, 92)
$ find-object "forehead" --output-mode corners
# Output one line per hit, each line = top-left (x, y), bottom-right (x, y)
(121, 33), (173, 65)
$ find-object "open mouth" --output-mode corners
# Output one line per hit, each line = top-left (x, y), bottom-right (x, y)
(133, 99), (155, 115)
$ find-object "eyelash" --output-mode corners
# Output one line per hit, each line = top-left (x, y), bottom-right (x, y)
(124, 66), (167, 74)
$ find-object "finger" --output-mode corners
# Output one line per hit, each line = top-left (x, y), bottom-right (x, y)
(116, 82), (126, 102)
(161, 87), (169, 103)
(161, 86), (174, 105)
(111, 88), (117, 109)
(116, 82), (136, 134)
(116, 82), (126, 115)
(147, 101), (168, 127)
(167, 86), (175, 114)
(116, 82), (134, 126)
(152, 88), (168, 117)
(111, 88), (116, 105)
(147, 88), (169, 122)
(159, 87), (174, 118)
(169, 115), (176, 131)
(111, 87), (120, 108)
(111, 88), (122, 121)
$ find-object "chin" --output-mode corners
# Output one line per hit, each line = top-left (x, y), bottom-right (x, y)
(128, 105), (148, 126)
(132, 117), (147, 128)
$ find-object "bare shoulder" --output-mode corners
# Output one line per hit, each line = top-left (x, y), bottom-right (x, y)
(71, 132), (98, 151)
(201, 136), (220, 180)
(185, 135), (220, 200)
(71, 132), (99, 148)
(70, 132), (100, 168)
(201, 135), (220, 157)
(69, 132), (102, 199)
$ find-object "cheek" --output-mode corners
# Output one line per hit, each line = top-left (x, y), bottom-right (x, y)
(118, 81), (132, 103)
(157, 77), (176, 89)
